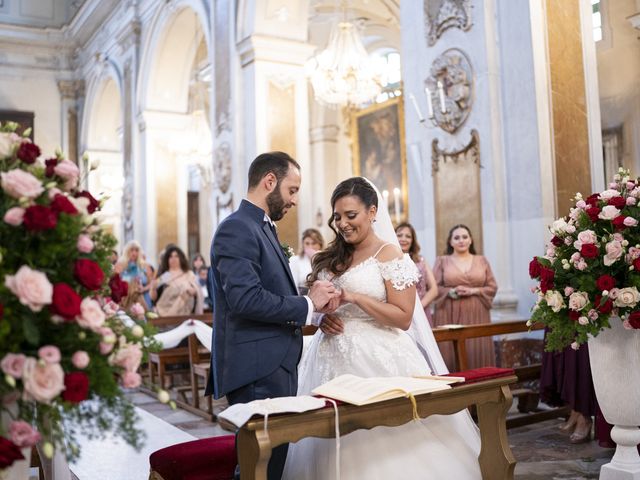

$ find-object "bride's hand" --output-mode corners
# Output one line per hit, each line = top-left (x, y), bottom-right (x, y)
(316, 293), (341, 314)
(340, 288), (356, 304)
(320, 314), (344, 336)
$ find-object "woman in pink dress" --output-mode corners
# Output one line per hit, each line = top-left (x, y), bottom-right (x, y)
(395, 222), (437, 326)
(433, 224), (497, 370)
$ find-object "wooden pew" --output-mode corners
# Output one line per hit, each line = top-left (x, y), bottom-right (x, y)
(219, 374), (518, 480)
(432, 320), (570, 427)
(146, 314), (212, 391)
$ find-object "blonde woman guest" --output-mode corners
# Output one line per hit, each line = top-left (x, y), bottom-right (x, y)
(433, 224), (497, 370)
(151, 245), (203, 316)
(395, 222), (437, 326)
(288, 228), (324, 293)
(115, 240), (154, 309)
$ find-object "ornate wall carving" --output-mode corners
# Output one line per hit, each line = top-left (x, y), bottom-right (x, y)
(213, 142), (232, 194)
(425, 48), (473, 134)
(424, 0), (472, 46)
(432, 130), (483, 255)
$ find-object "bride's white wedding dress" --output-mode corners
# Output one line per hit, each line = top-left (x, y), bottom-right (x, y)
(282, 252), (482, 480)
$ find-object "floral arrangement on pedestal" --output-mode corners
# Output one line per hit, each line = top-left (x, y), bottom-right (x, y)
(530, 168), (640, 351)
(0, 122), (159, 471)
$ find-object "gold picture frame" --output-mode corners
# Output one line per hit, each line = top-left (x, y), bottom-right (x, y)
(351, 96), (408, 225)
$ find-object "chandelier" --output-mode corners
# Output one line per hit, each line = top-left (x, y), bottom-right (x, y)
(307, 10), (382, 107)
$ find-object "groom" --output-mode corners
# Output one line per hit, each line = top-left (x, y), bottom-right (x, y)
(208, 151), (337, 479)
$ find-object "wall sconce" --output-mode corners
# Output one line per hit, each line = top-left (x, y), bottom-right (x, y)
(408, 48), (474, 134)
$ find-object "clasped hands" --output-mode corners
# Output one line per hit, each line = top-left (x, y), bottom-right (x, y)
(308, 280), (347, 336)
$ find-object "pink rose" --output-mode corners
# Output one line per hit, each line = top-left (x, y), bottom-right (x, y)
(76, 234), (94, 253)
(575, 259), (588, 271)
(71, 351), (90, 369)
(121, 371), (141, 389)
(4, 207), (25, 226)
(600, 189), (621, 199)
(76, 298), (106, 332)
(627, 197), (637, 206)
(21, 357), (65, 404)
(4, 266), (53, 312)
(603, 240), (623, 266)
(37, 346), (61, 364)
(624, 217), (638, 227)
(573, 230), (597, 250)
(588, 309), (599, 320)
(110, 342), (142, 373)
(1, 353), (26, 378)
(575, 200), (587, 209)
(47, 187), (62, 200)
(9, 421), (41, 448)
(99, 327), (116, 355)
(0, 169), (44, 199)
(53, 160), (80, 191)
(599, 205), (621, 220)
(130, 302), (145, 320)
(0, 132), (19, 157)
(564, 286), (574, 296)
(102, 300), (119, 317)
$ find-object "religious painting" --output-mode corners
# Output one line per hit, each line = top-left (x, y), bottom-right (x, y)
(351, 97), (408, 224)
(0, 110), (34, 141)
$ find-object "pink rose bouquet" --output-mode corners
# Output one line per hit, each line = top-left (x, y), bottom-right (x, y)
(530, 168), (640, 350)
(0, 122), (160, 468)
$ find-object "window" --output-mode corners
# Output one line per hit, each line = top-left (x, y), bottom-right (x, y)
(592, 0), (602, 42)
(373, 51), (402, 104)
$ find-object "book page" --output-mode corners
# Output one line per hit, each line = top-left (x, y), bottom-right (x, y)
(381, 377), (452, 396)
(413, 375), (465, 383)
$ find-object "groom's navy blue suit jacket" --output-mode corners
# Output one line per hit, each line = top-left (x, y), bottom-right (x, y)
(208, 200), (308, 399)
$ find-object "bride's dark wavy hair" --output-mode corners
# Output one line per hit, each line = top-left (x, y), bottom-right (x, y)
(308, 177), (378, 284)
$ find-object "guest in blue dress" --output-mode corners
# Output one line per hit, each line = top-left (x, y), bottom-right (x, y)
(115, 240), (154, 309)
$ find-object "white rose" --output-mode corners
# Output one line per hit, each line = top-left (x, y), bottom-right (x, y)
(600, 189), (621, 200)
(568, 292), (589, 311)
(545, 290), (565, 313)
(599, 205), (621, 220)
(551, 218), (568, 235)
(614, 287), (640, 308)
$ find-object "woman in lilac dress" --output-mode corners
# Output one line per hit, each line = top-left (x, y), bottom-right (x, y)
(395, 222), (437, 326)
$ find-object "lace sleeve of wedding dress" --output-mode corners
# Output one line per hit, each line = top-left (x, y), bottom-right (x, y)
(379, 254), (420, 290)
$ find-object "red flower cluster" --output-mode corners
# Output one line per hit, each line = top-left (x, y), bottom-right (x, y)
(62, 372), (89, 403)
(50, 283), (81, 319)
(109, 274), (129, 303)
(0, 437), (24, 469)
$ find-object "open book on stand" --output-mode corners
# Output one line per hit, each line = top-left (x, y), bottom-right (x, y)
(312, 374), (465, 406)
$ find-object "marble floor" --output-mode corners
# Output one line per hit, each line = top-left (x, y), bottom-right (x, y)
(123, 390), (615, 480)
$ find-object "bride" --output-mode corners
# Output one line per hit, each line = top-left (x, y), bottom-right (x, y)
(282, 177), (482, 480)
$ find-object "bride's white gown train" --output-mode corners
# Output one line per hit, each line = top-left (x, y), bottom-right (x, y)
(282, 255), (482, 480)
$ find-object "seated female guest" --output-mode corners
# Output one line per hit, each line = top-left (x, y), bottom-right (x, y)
(115, 240), (153, 309)
(151, 245), (204, 316)
(433, 224), (497, 370)
(395, 222), (437, 326)
(288, 228), (324, 294)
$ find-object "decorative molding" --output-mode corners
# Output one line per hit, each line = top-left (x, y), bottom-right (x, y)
(431, 129), (479, 176)
(424, 0), (472, 46)
(57, 80), (84, 100)
(213, 142), (232, 194)
(309, 125), (340, 144)
(267, 73), (296, 91)
(425, 48), (474, 134)
(116, 20), (141, 55)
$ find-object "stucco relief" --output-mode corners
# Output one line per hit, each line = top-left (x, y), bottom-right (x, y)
(213, 142), (232, 194)
(424, 0), (472, 46)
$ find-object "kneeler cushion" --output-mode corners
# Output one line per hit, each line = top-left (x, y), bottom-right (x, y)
(149, 435), (236, 480)
(446, 367), (515, 384)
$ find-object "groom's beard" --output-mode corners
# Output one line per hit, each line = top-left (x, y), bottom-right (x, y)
(266, 187), (289, 221)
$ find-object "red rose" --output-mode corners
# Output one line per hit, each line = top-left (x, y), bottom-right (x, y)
(109, 274), (129, 303)
(608, 196), (626, 209)
(16, 142), (40, 164)
(585, 206), (601, 222)
(612, 215), (627, 230)
(581, 243), (599, 259)
(74, 259), (104, 291)
(634, 258), (640, 271)
(50, 283), (81, 319)
(62, 372), (89, 403)
(23, 205), (57, 231)
(586, 193), (600, 207)
(44, 158), (58, 177)
(596, 275), (616, 292)
(550, 236), (563, 247)
(50, 194), (78, 215)
(0, 436), (25, 469)
(540, 267), (555, 293)
(594, 295), (613, 314)
(568, 311), (580, 321)
(628, 311), (640, 329)
(75, 191), (99, 214)
(529, 257), (542, 278)
(0, 303), (3, 318)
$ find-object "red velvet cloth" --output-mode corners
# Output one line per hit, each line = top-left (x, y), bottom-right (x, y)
(446, 367), (515, 385)
(149, 435), (236, 480)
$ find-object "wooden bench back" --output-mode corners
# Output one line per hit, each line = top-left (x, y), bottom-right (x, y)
(148, 313), (212, 330)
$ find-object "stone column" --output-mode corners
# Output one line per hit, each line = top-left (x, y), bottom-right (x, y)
(57, 80), (84, 164)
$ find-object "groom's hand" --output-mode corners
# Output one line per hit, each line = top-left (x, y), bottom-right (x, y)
(320, 314), (344, 336)
(309, 280), (337, 312)
(317, 293), (341, 314)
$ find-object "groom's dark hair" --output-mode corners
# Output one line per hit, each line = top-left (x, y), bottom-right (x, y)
(247, 151), (300, 190)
